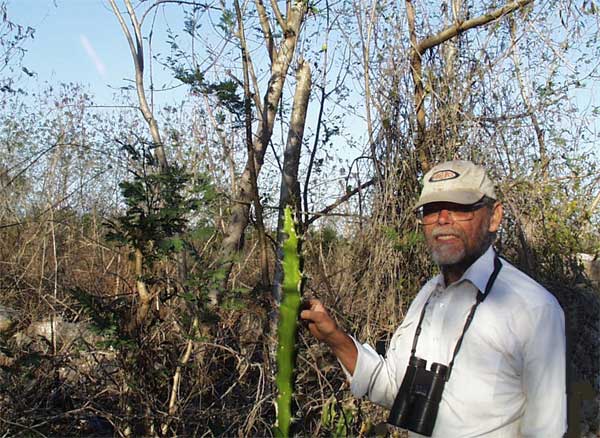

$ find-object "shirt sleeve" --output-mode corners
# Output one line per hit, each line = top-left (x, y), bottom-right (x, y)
(340, 320), (415, 409)
(518, 302), (567, 437)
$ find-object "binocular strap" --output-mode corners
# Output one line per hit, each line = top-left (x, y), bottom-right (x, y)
(409, 255), (503, 382)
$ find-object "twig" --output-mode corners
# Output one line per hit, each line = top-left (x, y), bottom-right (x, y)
(305, 178), (377, 226)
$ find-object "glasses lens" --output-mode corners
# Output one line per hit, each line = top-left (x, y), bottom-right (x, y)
(417, 208), (437, 224)
(451, 209), (475, 221)
(417, 201), (487, 224)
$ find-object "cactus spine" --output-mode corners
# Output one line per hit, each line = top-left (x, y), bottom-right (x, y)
(274, 206), (302, 437)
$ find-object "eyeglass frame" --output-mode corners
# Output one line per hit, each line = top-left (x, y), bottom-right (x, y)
(415, 198), (494, 225)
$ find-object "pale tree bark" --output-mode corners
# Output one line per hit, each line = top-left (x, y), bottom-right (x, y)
(273, 60), (311, 305)
(132, 248), (151, 330)
(256, 0), (275, 62)
(235, 0), (270, 288)
(509, 17), (548, 178)
(406, 0), (428, 170)
(406, 0), (534, 172)
(108, 0), (168, 172)
(438, 0), (462, 156)
(160, 316), (198, 436)
(355, 0), (384, 184)
(214, 0), (309, 302)
(590, 190), (600, 218)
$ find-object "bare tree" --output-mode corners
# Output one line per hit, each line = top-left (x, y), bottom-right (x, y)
(216, 0), (310, 300)
(273, 60), (311, 303)
(406, 0), (534, 171)
(108, 0), (169, 172)
(0, 1), (35, 93)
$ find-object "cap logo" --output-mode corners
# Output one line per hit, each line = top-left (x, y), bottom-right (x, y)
(430, 169), (459, 182)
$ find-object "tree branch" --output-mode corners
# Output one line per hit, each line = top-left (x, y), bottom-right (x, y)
(270, 0), (286, 30)
(509, 16), (547, 177)
(123, 0), (144, 70)
(109, 0), (168, 171)
(141, 1), (214, 24)
(356, 0), (384, 185)
(305, 178), (377, 226)
(303, 1), (331, 230)
(255, 0), (275, 62)
(406, 0), (429, 171)
(235, 0), (270, 286)
(417, 0), (534, 54)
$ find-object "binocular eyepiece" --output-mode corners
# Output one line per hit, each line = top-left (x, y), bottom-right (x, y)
(387, 357), (448, 437)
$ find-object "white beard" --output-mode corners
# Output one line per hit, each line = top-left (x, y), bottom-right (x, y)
(427, 217), (491, 267)
(431, 243), (467, 266)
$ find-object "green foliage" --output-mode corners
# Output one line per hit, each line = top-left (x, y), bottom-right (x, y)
(274, 207), (302, 438)
(311, 225), (339, 254)
(382, 226), (424, 252)
(70, 287), (134, 350)
(501, 164), (599, 282)
(320, 396), (356, 438)
(163, 16), (244, 119)
(105, 141), (216, 264)
(170, 65), (245, 117)
(217, 9), (235, 35)
(104, 140), (222, 341)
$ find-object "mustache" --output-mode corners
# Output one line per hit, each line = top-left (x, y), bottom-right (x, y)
(431, 228), (464, 239)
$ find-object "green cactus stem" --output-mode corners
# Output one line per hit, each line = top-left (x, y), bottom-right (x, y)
(274, 206), (302, 438)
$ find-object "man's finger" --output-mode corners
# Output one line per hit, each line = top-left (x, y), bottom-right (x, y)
(307, 298), (326, 312)
(299, 309), (316, 321)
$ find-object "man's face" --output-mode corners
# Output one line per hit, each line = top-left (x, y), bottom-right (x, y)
(422, 201), (503, 267)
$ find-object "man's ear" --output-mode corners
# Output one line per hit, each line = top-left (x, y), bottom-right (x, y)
(488, 202), (503, 233)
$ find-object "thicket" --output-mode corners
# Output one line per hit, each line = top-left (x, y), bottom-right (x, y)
(1, 105), (598, 436)
(1, 0), (600, 437)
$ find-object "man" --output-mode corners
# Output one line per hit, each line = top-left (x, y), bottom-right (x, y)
(301, 160), (566, 437)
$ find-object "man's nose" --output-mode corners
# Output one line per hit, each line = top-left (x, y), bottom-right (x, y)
(437, 209), (454, 224)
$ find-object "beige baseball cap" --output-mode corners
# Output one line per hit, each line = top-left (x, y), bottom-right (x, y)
(414, 160), (497, 210)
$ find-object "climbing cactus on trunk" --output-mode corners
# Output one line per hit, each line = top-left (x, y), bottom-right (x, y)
(274, 206), (302, 437)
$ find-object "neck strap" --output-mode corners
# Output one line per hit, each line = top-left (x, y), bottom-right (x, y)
(409, 255), (502, 381)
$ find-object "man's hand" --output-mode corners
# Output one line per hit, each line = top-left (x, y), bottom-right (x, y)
(300, 299), (339, 343)
(299, 298), (358, 375)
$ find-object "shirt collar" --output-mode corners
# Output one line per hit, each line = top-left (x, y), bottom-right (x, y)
(462, 245), (497, 294)
(433, 245), (497, 293)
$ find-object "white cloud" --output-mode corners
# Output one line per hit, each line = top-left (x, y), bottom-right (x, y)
(80, 34), (107, 78)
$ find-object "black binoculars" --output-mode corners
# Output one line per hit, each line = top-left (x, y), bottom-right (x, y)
(387, 356), (448, 437)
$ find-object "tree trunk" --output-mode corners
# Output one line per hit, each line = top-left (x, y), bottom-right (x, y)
(132, 247), (151, 332)
(273, 60), (311, 305)
(213, 1), (309, 302)
(509, 17), (548, 179)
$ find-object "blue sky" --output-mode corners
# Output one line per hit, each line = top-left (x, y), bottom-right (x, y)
(8, 0), (184, 104)
(6, 0), (599, 167)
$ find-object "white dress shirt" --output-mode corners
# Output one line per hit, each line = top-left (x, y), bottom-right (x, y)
(345, 247), (566, 437)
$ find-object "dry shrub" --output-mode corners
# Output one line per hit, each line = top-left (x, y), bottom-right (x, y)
(1, 157), (598, 437)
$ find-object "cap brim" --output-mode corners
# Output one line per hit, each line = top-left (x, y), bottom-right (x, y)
(413, 190), (484, 210)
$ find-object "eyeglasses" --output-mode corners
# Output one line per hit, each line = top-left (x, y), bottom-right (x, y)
(416, 200), (489, 225)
